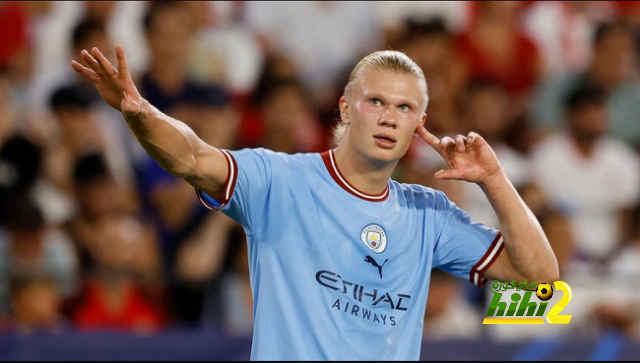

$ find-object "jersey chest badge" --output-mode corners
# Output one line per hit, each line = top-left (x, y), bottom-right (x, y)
(360, 224), (388, 254)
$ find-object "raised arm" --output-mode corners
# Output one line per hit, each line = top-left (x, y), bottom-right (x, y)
(71, 45), (228, 200)
(417, 126), (559, 285)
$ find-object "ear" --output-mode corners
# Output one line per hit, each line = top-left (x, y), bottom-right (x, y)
(339, 96), (350, 122)
(414, 113), (427, 136)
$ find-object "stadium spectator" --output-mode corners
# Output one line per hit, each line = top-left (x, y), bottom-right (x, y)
(8, 275), (67, 334)
(0, 69), (17, 145)
(0, 197), (78, 316)
(184, 1), (263, 96)
(238, 54), (301, 148)
(456, 80), (532, 228)
(523, 1), (610, 77)
(64, 214), (166, 332)
(245, 1), (381, 106)
(609, 205), (640, 277)
(376, 1), (471, 47)
(455, 1), (543, 116)
(531, 82), (640, 273)
(30, 2), (147, 90)
(44, 84), (136, 224)
(517, 183), (575, 275)
(0, 2), (31, 86)
(218, 225), (252, 336)
(63, 153), (155, 279)
(534, 21), (640, 147)
(252, 79), (324, 154)
(396, 18), (467, 136)
(423, 269), (481, 340)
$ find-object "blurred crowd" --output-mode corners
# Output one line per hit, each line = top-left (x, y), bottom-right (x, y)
(2, 0), (640, 342)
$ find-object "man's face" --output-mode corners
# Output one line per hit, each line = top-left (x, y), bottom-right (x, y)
(340, 69), (427, 163)
(595, 29), (635, 84)
(569, 103), (609, 141)
(147, 8), (192, 67)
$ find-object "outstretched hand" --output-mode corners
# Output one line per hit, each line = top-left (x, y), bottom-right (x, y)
(70, 45), (143, 117)
(416, 125), (503, 184)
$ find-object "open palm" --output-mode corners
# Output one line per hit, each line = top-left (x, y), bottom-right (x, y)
(71, 45), (143, 117)
(416, 126), (502, 184)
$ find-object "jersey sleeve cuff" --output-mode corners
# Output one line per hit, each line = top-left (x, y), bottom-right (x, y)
(470, 232), (504, 287)
(195, 149), (238, 211)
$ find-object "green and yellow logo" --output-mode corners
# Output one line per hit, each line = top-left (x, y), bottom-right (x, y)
(483, 281), (572, 325)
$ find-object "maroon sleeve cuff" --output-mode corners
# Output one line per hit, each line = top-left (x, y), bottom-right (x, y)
(195, 150), (238, 211)
(470, 232), (504, 287)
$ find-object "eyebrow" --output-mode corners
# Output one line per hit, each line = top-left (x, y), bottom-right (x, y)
(368, 93), (420, 109)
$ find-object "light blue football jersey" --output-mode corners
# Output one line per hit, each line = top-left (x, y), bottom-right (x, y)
(197, 148), (503, 361)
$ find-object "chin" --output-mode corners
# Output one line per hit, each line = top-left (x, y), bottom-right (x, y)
(368, 146), (404, 164)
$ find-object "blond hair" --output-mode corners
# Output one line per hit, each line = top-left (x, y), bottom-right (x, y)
(333, 50), (428, 146)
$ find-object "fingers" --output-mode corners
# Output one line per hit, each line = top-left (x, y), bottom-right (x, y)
(434, 169), (465, 181)
(455, 135), (467, 152)
(90, 47), (117, 78)
(115, 44), (129, 77)
(468, 131), (486, 146)
(71, 60), (101, 82)
(416, 125), (441, 150)
(439, 136), (455, 152)
(81, 50), (105, 77)
(468, 132), (477, 144)
(441, 133), (483, 152)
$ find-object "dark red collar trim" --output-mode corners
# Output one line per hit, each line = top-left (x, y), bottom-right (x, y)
(321, 150), (390, 202)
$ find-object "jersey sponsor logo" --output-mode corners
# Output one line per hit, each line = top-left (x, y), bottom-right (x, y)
(360, 224), (387, 254)
(364, 256), (388, 279)
(315, 270), (411, 311)
(316, 270), (412, 327)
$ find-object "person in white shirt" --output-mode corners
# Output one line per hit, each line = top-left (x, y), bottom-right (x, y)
(531, 82), (640, 272)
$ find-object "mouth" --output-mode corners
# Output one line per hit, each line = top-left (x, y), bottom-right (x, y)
(374, 134), (397, 149)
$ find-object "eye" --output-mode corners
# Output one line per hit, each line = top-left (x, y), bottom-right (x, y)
(398, 105), (410, 112)
(370, 98), (382, 106)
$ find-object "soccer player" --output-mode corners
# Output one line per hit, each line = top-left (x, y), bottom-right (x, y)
(71, 46), (559, 360)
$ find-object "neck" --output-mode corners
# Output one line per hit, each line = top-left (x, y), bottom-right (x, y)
(148, 62), (186, 95)
(333, 143), (396, 195)
(479, 14), (516, 29)
(588, 62), (619, 91)
(571, 133), (598, 158)
(266, 130), (299, 154)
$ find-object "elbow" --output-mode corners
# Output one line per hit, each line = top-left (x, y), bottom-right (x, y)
(539, 260), (560, 284)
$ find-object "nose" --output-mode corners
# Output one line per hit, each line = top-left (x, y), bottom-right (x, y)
(378, 107), (397, 129)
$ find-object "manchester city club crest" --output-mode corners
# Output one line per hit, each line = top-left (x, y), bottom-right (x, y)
(360, 224), (388, 254)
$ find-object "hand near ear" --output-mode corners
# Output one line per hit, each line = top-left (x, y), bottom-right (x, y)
(416, 126), (503, 184)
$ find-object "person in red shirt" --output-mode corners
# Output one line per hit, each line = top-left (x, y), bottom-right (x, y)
(455, 1), (543, 117)
(65, 214), (166, 333)
(0, 1), (31, 83)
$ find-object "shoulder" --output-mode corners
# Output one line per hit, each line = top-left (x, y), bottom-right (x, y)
(599, 137), (640, 170)
(390, 180), (453, 210)
(531, 133), (569, 158)
(599, 136), (638, 158)
(230, 148), (322, 170)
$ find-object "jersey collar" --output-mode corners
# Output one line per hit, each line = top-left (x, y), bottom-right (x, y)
(321, 150), (390, 202)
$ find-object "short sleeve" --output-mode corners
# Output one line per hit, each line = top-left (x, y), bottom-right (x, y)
(432, 191), (504, 287)
(196, 148), (274, 233)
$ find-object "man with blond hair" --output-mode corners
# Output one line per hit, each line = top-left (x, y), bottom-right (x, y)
(72, 46), (558, 360)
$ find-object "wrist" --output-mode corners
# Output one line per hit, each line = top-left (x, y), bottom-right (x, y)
(478, 168), (509, 191)
(123, 98), (146, 120)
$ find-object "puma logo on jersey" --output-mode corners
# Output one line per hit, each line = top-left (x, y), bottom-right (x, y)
(365, 256), (388, 279)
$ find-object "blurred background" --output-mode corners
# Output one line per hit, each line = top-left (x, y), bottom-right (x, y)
(2, 0), (640, 360)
